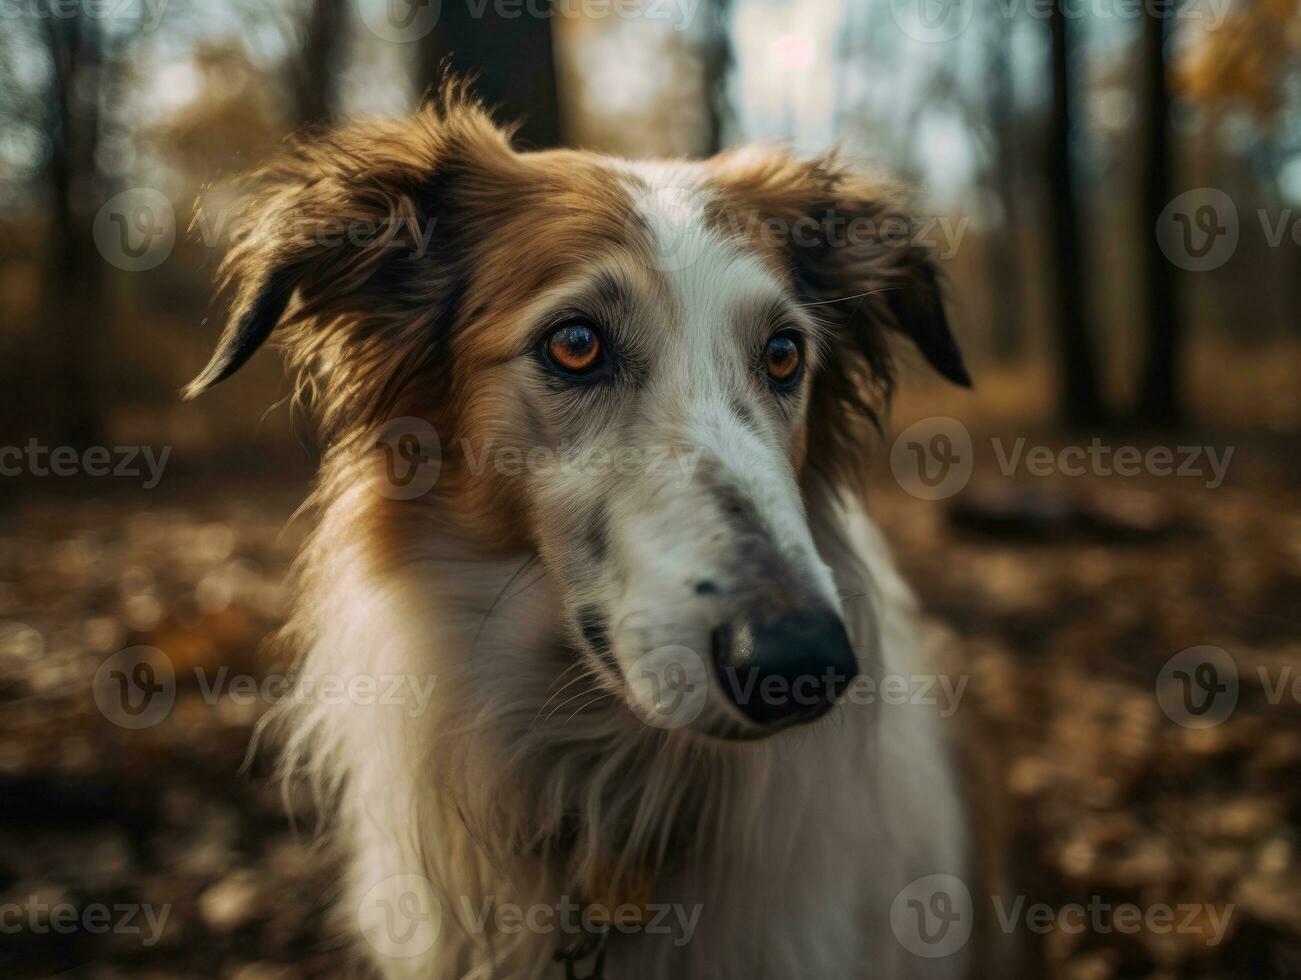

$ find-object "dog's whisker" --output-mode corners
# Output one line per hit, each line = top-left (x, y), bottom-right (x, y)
(561, 692), (615, 728)
(469, 552), (542, 654)
(533, 667), (603, 728)
(790, 285), (898, 308)
(539, 686), (609, 726)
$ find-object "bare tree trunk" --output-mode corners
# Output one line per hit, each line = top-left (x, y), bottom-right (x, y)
(1136, 5), (1182, 426)
(701, 0), (733, 155)
(41, 9), (104, 447)
(418, 9), (561, 148)
(290, 0), (348, 128)
(986, 24), (1024, 361)
(1046, 2), (1107, 428)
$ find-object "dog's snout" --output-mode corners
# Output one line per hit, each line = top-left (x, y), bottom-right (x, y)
(712, 608), (858, 727)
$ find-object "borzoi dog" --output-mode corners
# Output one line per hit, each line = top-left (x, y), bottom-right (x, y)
(187, 83), (973, 979)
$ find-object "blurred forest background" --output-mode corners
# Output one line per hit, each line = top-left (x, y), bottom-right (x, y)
(0, 0), (1299, 978)
(0, 0), (1298, 446)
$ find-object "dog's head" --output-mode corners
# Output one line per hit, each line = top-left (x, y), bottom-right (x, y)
(189, 87), (968, 741)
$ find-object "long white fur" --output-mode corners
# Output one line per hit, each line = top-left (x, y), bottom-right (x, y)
(266, 163), (969, 979)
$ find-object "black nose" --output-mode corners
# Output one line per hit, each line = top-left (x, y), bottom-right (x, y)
(712, 608), (858, 727)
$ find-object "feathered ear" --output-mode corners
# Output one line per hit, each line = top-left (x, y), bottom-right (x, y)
(708, 147), (969, 487)
(184, 82), (519, 403)
(710, 147), (969, 390)
(184, 254), (302, 399)
(862, 236), (970, 389)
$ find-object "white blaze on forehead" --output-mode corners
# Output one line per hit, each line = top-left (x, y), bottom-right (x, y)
(617, 162), (787, 370)
(616, 160), (708, 260)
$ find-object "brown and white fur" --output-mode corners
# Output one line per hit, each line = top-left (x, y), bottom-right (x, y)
(187, 83), (974, 980)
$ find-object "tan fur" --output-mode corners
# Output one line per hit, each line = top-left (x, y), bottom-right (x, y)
(191, 83), (975, 980)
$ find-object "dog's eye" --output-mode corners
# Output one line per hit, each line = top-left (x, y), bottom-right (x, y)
(764, 332), (802, 384)
(545, 322), (604, 375)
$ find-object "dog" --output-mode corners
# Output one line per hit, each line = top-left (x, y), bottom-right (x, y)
(187, 82), (974, 979)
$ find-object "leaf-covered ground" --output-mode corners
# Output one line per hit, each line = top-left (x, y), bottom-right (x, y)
(0, 424), (1297, 978)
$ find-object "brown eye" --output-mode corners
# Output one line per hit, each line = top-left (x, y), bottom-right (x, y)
(546, 323), (603, 375)
(765, 333), (802, 384)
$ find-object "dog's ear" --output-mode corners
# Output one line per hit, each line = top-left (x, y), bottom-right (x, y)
(184, 236), (313, 398)
(709, 148), (969, 391)
(709, 148), (969, 490)
(184, 84), (519, 402)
